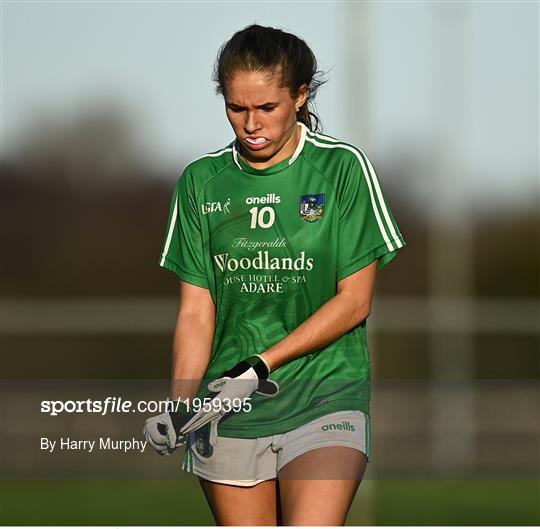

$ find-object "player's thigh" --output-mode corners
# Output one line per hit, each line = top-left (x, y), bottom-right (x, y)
(277, 446), (367, 526)
(198, 477), (280, 526)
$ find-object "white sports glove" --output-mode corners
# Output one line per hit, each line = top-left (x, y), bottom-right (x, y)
(181, 354), (279, 437)
(143, 398), (197, 456)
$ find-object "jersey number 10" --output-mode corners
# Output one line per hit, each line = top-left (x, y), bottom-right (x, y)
(249, 206), (276, 229)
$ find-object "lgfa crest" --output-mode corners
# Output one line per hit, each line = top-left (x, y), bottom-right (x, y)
(300, 193), (325, 222)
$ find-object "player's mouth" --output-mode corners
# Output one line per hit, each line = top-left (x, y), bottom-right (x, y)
(244, 136), (270, 150)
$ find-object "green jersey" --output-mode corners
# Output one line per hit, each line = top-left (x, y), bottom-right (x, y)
(159, 121), (405, 438)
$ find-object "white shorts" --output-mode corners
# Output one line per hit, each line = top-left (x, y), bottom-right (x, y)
(181, 410), (371, 487)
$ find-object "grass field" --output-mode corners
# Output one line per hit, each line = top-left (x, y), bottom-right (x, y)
(1, 479), (538, 525)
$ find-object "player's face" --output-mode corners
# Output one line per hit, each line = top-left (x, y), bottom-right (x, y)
(225, 70), (307, 169)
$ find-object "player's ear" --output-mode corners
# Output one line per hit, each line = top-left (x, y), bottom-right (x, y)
(296, 83), (309, 107)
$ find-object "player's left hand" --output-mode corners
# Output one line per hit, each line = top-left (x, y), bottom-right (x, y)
(180, 354), (279, 439)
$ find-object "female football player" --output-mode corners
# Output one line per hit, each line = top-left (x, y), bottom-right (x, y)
(144, 23), (406, 525)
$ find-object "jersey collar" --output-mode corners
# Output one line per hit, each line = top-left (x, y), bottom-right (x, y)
(232, 121), (308, 171)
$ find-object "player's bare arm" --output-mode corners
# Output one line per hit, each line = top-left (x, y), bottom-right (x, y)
(143, 280), (215, 457)
(260, 259), (378, 372)
(169, 280), (215, 401)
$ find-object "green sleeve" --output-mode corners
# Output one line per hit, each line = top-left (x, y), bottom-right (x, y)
(336, 150), (406, 282)
(159, 169), (209, 288)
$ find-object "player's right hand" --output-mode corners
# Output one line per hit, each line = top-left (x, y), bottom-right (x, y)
(143, 399), (193, 456)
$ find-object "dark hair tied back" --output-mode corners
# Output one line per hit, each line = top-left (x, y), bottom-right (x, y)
(212, 24), (328, 133)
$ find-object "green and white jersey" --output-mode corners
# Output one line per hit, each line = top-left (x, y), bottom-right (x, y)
(160, 121), (405, 438)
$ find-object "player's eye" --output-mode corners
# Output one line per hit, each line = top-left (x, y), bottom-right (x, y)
(227, 106), (275, 113)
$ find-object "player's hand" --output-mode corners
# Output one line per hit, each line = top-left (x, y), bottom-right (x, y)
(143, 398), (194, 456)
(180, 355), (279, 436)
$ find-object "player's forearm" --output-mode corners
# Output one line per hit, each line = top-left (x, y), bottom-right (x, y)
(169, 311), (215, 401)
(260, 290), (370, 372)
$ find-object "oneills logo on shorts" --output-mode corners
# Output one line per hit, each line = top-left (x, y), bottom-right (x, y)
(321, 421), (356, 432)
(300, 193), (325, 222)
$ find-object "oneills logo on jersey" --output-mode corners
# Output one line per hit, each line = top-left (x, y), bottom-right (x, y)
(201, 198), (231, 215)
(245, 193), (281, 205)
(300, 193), (325, 222)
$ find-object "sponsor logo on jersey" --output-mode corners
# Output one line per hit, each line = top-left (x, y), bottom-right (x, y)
(213, 250), (314, 273)
(245, 193), (281, 205)
(201, 198), (231, 215)
(232, 237), (287, 251)
(300, 193), (325, 222)
(321, 421), (356, 432)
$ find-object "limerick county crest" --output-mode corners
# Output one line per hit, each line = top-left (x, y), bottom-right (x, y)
(300, 193), (325, 222)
